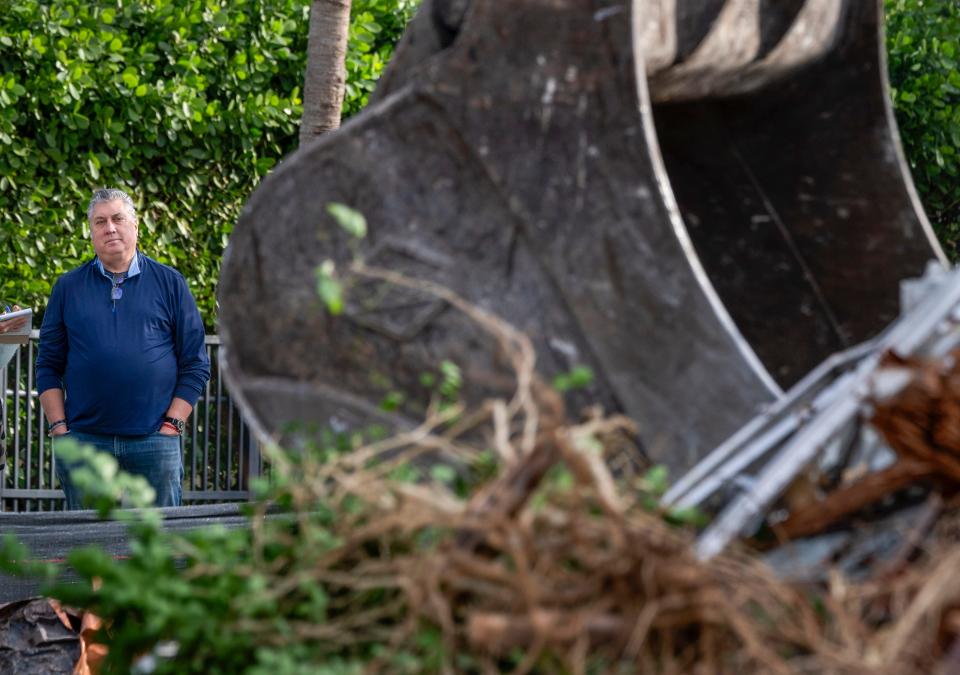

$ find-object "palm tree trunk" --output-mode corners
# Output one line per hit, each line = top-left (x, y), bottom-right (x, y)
(299, 0), (352, 145)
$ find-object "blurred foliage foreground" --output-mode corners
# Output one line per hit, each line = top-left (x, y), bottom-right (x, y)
(3, 284), (960, 675)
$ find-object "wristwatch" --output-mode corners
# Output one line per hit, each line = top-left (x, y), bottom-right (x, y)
(162, 416), (185, 434)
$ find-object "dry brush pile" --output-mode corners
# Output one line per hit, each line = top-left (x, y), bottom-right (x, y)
(11, 273), (960, 674)
(200, 273), (960, 674)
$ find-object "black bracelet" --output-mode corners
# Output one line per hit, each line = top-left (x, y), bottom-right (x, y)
(47, 420), (66, 436)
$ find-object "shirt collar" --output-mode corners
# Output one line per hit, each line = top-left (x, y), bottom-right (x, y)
(95, 250), (141, 279)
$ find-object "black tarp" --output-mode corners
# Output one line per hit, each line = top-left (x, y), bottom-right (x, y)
(0, 503), (249, 603)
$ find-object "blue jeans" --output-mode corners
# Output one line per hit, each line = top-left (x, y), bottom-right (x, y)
(54, 431), (184, 510)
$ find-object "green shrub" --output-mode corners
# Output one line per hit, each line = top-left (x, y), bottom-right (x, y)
(0, 0), (308, 328)
(886, 0), (960, 257)
(0, 0), (416, 330)
(344, 0), (418, 117)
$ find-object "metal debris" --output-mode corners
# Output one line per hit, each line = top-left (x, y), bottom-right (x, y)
(663, 263), (960, 560)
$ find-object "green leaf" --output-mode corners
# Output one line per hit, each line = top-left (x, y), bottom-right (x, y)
(664, 505), (709, 528)
(429, 464), (456, 485)
(379, 391), (405, 411)
(315, 260), (344, 315)
(439, 360), (462, 400)
(642, 465), (669, 497)
(553, 365), (595, 392)
(326, 202), (367, 239)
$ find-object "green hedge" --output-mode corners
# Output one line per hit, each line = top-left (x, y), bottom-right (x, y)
(0, 0), (415, 330)
(344, 0), (418, 117)
(886, 0), (960, 257)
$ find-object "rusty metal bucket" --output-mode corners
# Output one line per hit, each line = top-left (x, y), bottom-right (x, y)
(218, 0), (943, 475)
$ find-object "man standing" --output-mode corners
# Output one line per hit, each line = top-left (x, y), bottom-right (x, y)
(37, 188), (210, 509)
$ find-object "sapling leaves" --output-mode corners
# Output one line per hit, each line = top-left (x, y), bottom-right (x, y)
(326, 202), (367, 239)
(316, 259), (344, 315)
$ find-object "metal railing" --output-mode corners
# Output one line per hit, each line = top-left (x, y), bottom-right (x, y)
(1, 332), (262, 511)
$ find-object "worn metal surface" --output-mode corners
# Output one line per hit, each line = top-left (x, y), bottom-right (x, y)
(689, 264), (960, 560)
(383, 0), (845, 103)
(382, 1), (943, 389)
(655, 1), (945, 385)
(220, 0), (942, 475)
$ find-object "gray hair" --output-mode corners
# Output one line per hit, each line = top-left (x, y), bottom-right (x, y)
(88, 188), (137, 224)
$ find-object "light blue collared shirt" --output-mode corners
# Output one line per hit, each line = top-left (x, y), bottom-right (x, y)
(95, 250), (142, 279)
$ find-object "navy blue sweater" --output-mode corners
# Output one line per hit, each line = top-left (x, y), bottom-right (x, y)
(36, 254), (210, 436)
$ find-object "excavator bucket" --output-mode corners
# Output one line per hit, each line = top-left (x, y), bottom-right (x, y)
(218, 0), (944, 475)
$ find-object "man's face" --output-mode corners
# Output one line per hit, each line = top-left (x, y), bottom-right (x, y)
(90, 199), (138, 262)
